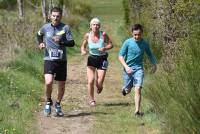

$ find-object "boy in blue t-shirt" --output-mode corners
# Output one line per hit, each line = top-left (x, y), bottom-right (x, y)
(118, 24), (157, 117)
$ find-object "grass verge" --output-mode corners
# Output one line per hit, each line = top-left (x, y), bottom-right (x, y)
(0, 50), (43, 134)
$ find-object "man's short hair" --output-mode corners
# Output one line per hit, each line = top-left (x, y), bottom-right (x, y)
(51, 7), (62, 15)
(132, 24), (143, 33)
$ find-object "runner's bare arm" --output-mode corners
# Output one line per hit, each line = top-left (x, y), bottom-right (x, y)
(99, 32), (113, 52)
(81, 33), (89, 55)
(118, 56), (133, 74)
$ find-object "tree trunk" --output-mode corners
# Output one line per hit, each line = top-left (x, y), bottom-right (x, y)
(59, 0), (64, 9)
(48, 0), (54, 15)
(17, 0), (24, 19)
(41, 0), (48, 22)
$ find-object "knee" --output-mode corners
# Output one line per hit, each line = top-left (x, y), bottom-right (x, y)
(45, 80), (53, 86)
(88, 79), (95, 85)
(59, 81), (65, 89)
(135, 87), (142, 95)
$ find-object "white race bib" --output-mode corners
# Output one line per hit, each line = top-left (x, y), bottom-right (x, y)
(49, 49), (63, 60)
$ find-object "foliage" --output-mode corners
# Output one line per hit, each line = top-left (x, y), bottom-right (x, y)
(128, 0), (200, 133)
(122, 0), (130, 26)
(68, 0), (91, 18)
(0, 0), (17, 10)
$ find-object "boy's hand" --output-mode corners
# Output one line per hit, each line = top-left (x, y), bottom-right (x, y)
(151, 64), (157, 73)
(125, 66), (133, 74)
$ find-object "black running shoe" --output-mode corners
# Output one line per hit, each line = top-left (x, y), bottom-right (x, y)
(122, 89), (127, 96)
(134, 111), (144, 117)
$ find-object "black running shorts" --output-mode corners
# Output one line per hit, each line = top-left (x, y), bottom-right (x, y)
(87, 54), (108, 70)
(44, 60), (67, 81)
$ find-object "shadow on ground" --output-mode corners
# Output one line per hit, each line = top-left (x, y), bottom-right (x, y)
(64, 111), (110, 118)
(102, 102), (133, 107)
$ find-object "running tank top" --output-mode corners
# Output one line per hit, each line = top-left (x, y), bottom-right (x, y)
(88, 31), (107, 56)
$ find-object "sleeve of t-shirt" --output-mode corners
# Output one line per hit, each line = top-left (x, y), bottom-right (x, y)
(144, 42), (157, 65)
(119, 40), (128, 57)
(59, 25), (75, 47)
(37, 25), (46, 44)
(64, 25), (74, 41)
(38, 25), (46, 36)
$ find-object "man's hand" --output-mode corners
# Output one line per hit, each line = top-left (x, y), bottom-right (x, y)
(125, 66), (133, 74)
(151, 64), (157, 74)
(52, 35), (61, 43)
(39, 43), (45, 49)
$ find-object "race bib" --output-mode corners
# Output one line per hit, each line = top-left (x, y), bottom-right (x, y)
(49, 49), (63, 60)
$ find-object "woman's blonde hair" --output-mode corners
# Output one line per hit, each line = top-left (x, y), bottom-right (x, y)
(90, 17), (101, 26)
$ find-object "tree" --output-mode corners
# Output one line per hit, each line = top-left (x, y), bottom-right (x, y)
(17, 0), (24, 19)
(59, 0), (64, 9)
(41, 0), (48, 22)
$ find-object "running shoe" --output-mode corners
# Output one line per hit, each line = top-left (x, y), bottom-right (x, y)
(122, 88), (131, 96)
(89, 100), (96, 106)
(134, 111), (144, 117)
(55, 103), (64, 117)
(44, 101), (52, 117)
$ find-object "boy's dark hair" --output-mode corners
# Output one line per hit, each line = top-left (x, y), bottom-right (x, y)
(132, 24), (143, 33)
(51, 7), (62, 15)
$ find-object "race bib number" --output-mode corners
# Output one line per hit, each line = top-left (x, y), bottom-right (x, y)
(49, 49), (63, 60)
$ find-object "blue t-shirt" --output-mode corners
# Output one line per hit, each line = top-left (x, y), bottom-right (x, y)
(119, 38), (156, 70)
(38, 22), (74, 61)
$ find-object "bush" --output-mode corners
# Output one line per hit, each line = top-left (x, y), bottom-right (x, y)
(145, 38), (200, 133)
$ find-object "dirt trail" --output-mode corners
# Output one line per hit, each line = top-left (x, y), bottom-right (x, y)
(36, 53), (154, 134)
(37, 56), (94, 134)
(36, 52), (127, 134)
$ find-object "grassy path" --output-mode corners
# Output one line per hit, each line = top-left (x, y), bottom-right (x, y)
(37, 0), (160, 133)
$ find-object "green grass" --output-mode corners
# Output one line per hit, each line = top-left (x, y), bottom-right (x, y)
(88, 98), (160, 134)
(0, 50), (43, 134)
(88, 0), (125, 44)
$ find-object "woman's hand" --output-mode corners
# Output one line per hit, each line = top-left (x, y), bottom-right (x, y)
(98, 47), (106, 52)
(81, 50), (87, 56)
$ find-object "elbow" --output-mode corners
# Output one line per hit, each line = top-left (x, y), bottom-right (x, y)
(118, 56), (122, 61)
(107, 43), (113, 49)
(62, 40), (75, 47)
(69, 41), (75, 47)
(110, 44), (114, 49)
